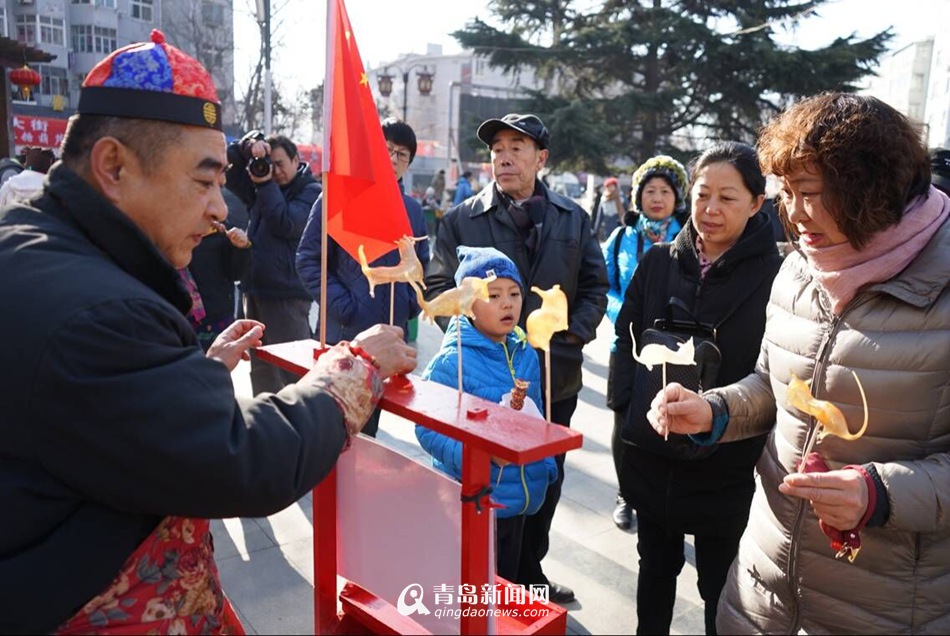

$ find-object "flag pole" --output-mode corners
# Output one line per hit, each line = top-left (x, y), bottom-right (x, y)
(319, 195), (328, 348)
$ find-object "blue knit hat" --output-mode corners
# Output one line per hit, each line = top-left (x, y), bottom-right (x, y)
(455, 246), (523, 290)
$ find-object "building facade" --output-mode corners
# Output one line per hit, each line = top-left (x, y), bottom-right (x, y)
(363, 44), (539, 197)
(4, 0), (236, 154)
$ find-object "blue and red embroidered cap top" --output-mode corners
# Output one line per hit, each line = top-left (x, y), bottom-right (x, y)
(77, 29), (222, 131)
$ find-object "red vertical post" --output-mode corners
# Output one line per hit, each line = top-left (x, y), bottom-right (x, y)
(313, 468), (339, 633)
(459, 445), (492, 635)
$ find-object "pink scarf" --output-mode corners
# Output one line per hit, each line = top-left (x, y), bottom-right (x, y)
(799, 187), (950, 314)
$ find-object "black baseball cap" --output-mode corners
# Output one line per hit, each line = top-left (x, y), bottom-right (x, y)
(930, 148), (950, 194)
(476, 113), (549, 150)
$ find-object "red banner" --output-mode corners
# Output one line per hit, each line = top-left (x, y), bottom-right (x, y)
(12, 115), (68, 150)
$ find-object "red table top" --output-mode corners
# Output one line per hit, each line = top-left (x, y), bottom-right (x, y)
(255, 340), (583, 464)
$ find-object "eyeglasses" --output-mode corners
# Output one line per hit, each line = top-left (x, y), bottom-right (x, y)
(387, 144), (411, 163)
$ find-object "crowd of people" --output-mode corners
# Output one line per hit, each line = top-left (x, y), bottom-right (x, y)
(0, 30), (947, 636)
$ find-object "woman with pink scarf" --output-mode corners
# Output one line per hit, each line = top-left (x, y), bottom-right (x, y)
(649, 93), (950, 634)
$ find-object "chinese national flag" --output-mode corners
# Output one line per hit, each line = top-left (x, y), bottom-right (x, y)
(323, 0), (410, 263)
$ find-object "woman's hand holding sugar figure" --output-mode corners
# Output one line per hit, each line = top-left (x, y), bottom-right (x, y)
(647, 382), (713, 436)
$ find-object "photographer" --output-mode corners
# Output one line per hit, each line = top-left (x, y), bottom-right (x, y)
(226, 131), (322, 395)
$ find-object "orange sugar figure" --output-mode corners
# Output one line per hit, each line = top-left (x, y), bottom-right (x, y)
(358, 235), (428, 298)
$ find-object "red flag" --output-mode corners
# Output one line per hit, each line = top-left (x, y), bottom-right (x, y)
(323, 0), (410, 263)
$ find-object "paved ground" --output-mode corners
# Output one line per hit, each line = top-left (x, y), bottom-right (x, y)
(215, 315), (705, 635)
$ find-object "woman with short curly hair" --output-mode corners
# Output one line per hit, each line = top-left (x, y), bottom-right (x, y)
(653, 92), (950, 634)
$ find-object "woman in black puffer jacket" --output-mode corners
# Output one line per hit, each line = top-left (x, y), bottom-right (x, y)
(608, 141), (782, 635)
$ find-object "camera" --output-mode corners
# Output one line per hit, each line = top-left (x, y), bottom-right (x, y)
(247, 155), (272, 179)
(241, 130), (271, 179)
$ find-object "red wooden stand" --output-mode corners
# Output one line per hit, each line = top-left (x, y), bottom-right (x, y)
(256, 340), (582, 635)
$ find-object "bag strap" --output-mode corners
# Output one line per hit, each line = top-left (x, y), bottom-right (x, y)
(663, 250), (746, 336)
(611, 229), (624, 291)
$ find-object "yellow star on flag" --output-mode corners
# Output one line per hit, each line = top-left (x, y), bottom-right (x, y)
(359, 72), (368, 86)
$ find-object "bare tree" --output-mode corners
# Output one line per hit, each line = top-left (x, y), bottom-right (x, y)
(162, 0), (237, 127)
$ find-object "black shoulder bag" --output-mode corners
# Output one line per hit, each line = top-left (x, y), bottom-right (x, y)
(620, 295), (737, 460)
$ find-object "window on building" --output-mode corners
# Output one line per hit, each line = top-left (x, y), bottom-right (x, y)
(37, 65), (69, 97)
(72, 24), (93, 53)
(202, 1), (225, 26)
(94, 26), (117, 53)
(201, 44), (224, 71)
(73, 24), (116, 54)
(130, 0), (153, 21)
(16, 15), (36, 45)
(0, 8), (7, 39)
(39, 16), (65, 47)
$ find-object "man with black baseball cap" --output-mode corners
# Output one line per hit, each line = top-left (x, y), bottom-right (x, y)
(426, 113), (607, 605)
(476, 113), (551, 150)
(0, 30), (416, 633)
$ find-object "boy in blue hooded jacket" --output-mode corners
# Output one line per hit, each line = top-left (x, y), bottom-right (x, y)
(416, 246), (558, 582)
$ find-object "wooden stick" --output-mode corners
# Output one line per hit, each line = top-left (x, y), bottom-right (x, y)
(389, 281), (395, 325)
(545, 348), (552, 423)
(456, 315), (463, 403)
(662, 362), (668, 441)
(798, 426), (821, 473)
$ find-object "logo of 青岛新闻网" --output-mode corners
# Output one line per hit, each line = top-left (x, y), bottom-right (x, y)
(396, 583), (431, 616)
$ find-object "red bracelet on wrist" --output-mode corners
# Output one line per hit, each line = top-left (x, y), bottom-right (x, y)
(347, 343), (380, 369)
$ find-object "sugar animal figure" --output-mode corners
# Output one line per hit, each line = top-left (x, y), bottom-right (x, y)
(410, 274), (495, 323)
(786, 371), (868, 441)
(629, 325), (697, 371)
(526, 285), (568, 351)
(358, 235), (427, 298)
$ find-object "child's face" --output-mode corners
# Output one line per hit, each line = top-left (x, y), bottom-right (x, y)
(471, 277), (523, 343)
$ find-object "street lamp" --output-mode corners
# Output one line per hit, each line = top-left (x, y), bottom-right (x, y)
(254, 0), (272, 134)
(376, 62), (434, 122)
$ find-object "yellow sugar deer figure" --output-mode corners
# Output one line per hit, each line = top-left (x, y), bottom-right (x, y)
(358, 235), (427, 298)
(409, 274), (496, 323)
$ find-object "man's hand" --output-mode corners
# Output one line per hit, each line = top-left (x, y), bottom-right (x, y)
(779, 469), (869, 531)
(206, 320), (265, 371)
(248, 139), (270, 159)
(350, 324), (417, 378)
(646, 382), (713, 437)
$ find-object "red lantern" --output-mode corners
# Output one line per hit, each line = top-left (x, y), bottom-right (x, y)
(10, 65), (41, 101)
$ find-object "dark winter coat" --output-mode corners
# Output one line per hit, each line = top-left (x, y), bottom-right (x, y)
(0, 164), (348, 633)
(296, 187), (429, 344)
(425, 181), (608, 403)
(225, 144), (321, 300)
(610, 213), (782, 536)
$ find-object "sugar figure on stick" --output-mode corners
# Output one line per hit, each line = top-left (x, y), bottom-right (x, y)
(629, 324), (697, 440)
(410, 248), (496, 397)
(359, 234), (427, 324)
(526, 284), (568, 423)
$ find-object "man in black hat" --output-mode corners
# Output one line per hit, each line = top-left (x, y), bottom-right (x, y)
(0, 31), (416, 633)
(425, 112), (608, 605)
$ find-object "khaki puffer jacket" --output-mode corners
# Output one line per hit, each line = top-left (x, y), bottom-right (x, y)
(712, 212), (950, 634)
